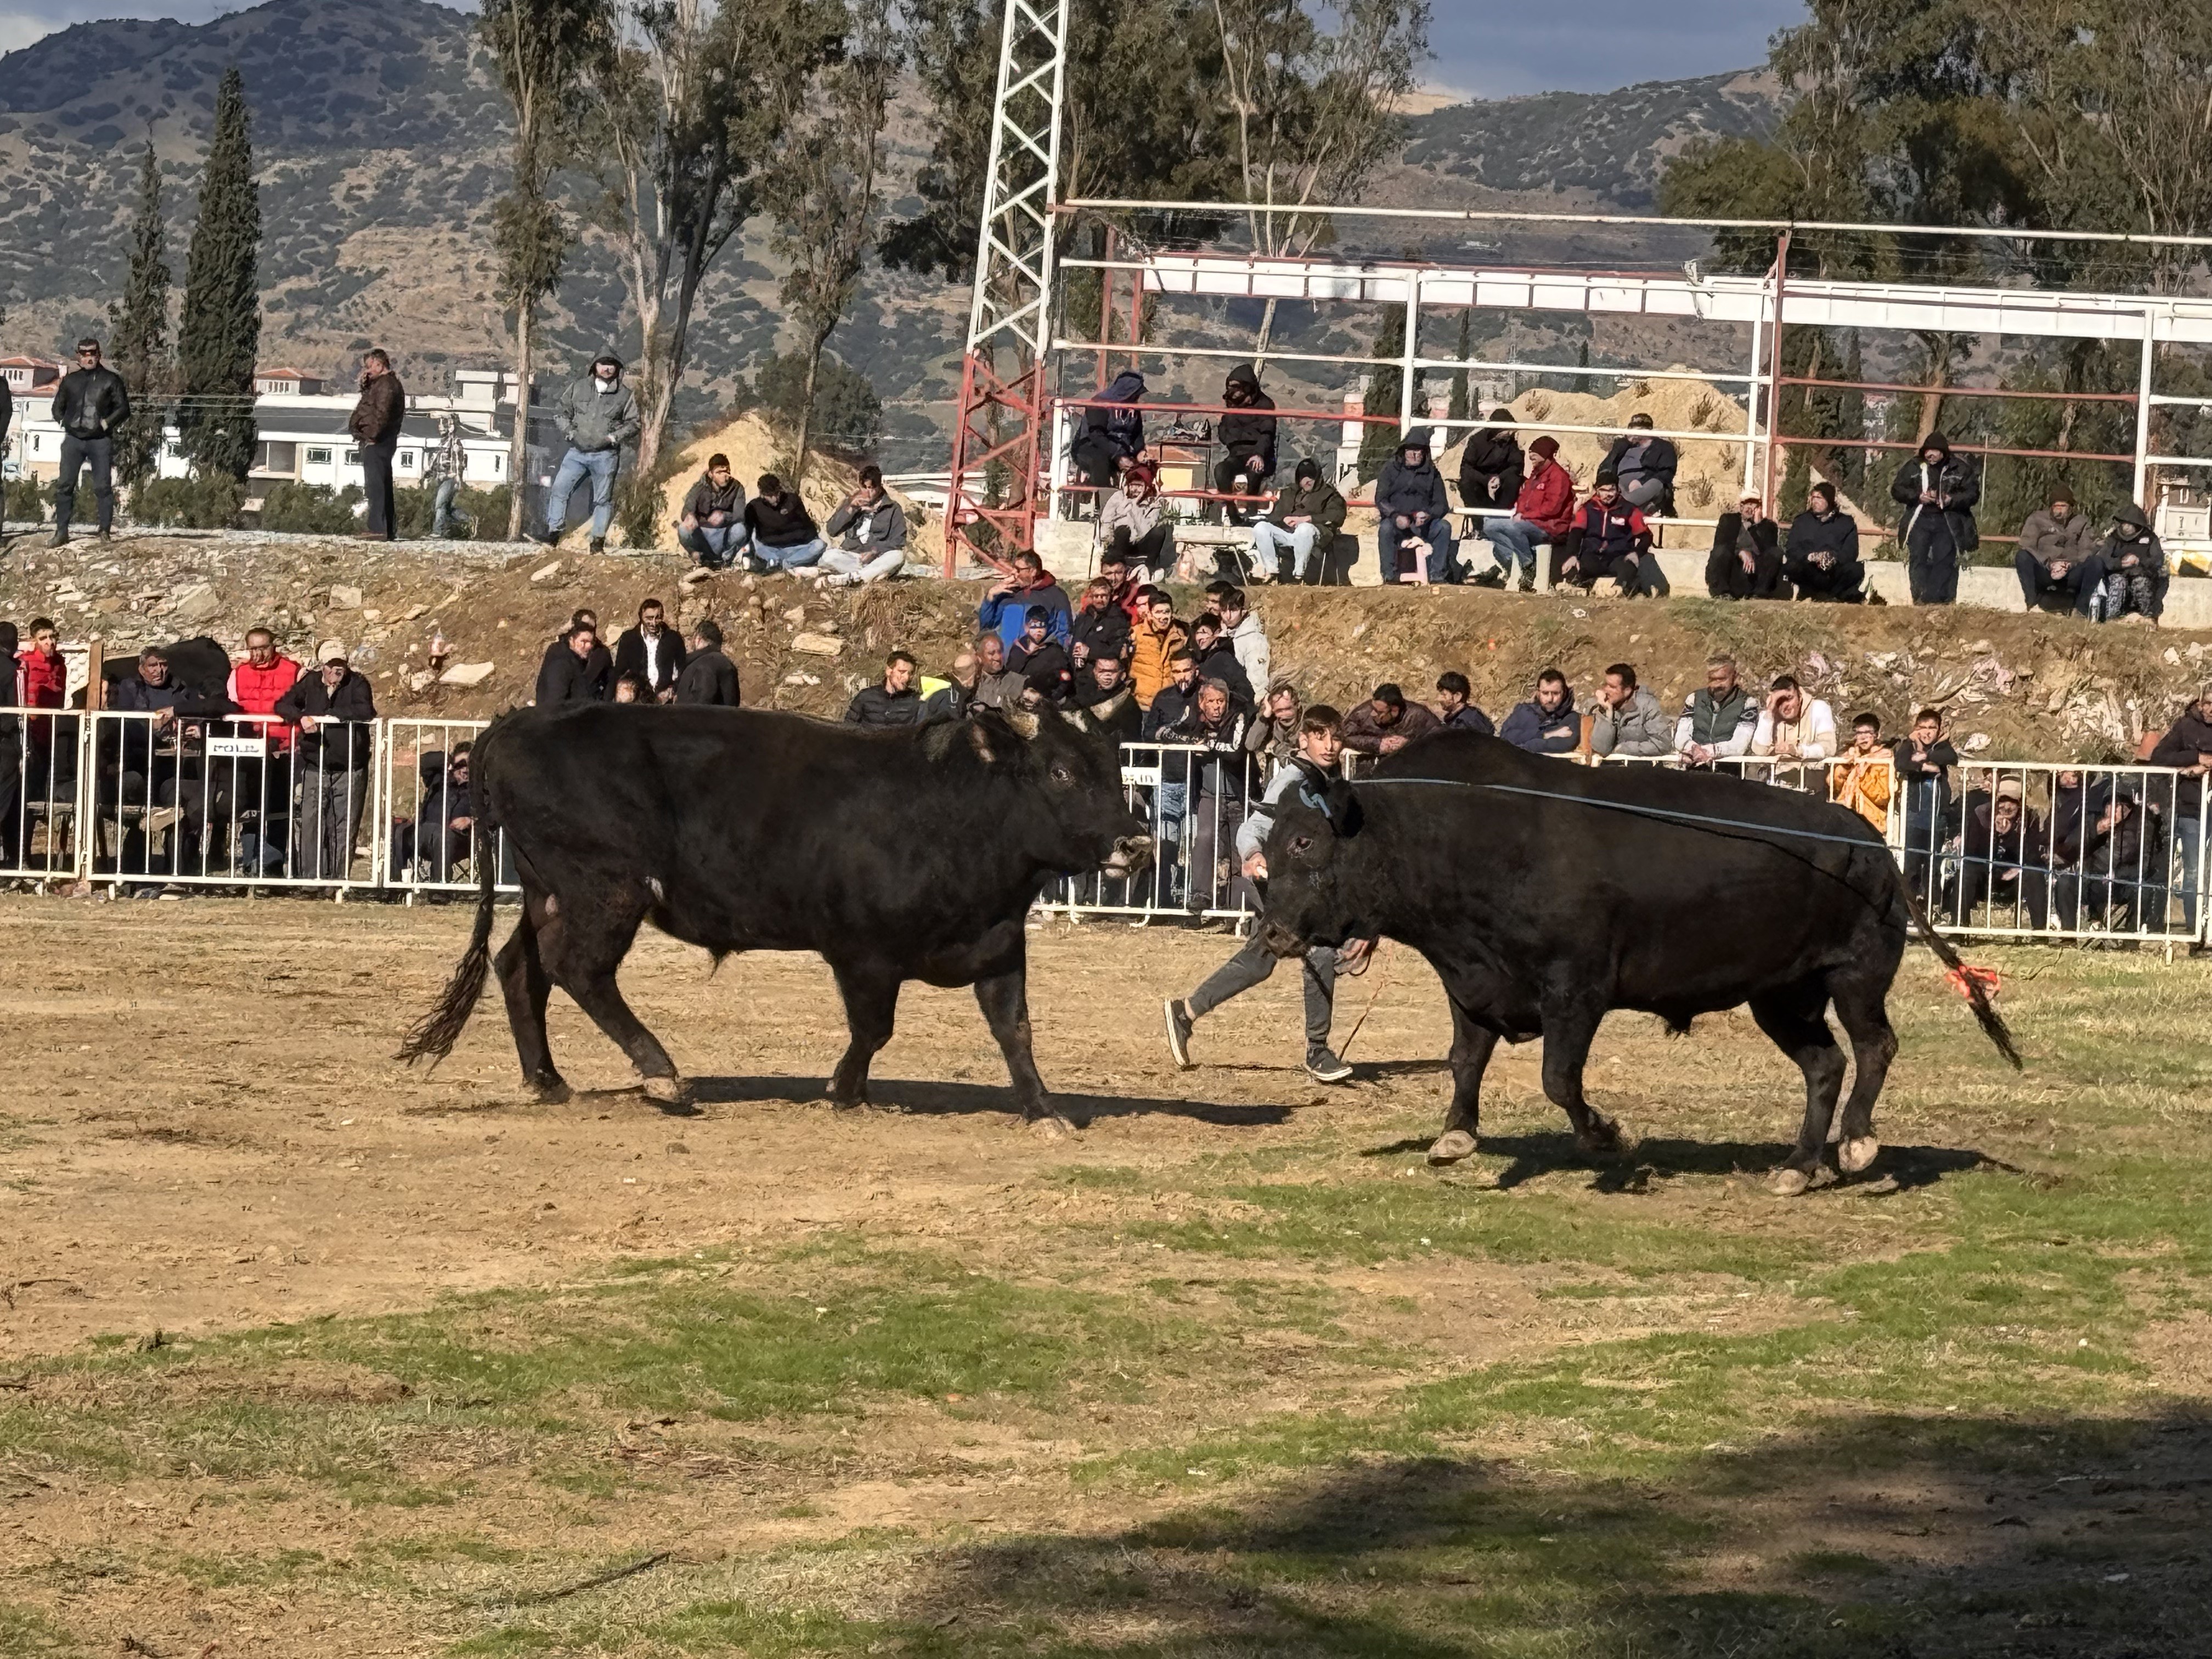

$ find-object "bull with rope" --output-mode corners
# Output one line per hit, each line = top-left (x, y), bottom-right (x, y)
(1250, 731), (2021, 1194)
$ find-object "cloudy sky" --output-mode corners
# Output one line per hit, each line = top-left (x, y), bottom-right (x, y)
(0, 0), (1802, 93)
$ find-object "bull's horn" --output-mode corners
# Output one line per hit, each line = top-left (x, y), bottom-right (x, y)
(1059, 708), (1091, 733)
(1003, 707), (1042, 739)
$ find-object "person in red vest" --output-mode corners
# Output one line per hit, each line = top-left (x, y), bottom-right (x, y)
(223, 627), (301, 876)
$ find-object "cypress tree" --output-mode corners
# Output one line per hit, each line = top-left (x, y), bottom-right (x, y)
(176, 67), (260, 484)
(109, 140), (172, 489)
(1357, 307), (1406, 482)
(1447, 309), (1471, 425)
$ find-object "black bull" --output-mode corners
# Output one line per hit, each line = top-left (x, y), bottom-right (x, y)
(1254, 733), (2019, 1192)
(399, 703), (1152, 1130)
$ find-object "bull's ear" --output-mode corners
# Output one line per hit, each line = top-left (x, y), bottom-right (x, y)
(966, 721), (999, 765)
(1323, 777), (1364, 836)
(1002, 706), (1042, 740)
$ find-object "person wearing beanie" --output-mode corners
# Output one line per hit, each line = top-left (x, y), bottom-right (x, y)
(539, 352), (641, 553)
(2015, 489), (2103, 614)
(1251, 457), (1346, 583)
(1480, 433), (1574, 590)
(2092, 502), (2165, 623)
(1374, 430), (1457, 583)
(1889, 431), (1980, 605)
(1457, 407), (1524, 529)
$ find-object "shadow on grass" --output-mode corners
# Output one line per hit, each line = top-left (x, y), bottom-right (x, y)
(859, 1409), (2212, 1658)
(688, 1074), (1293, 1128)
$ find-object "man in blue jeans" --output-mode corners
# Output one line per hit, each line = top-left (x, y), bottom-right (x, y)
(538, 353), (639, 552)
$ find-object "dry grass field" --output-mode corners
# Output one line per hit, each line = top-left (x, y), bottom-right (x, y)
(0, 897), (2207, 1657)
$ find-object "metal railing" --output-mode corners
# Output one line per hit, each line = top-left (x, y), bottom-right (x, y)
(381, 718), (514, 898)
(1046, 742), (1260, 921)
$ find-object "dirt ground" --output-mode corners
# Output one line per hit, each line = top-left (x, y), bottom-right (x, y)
(1, 898), (2208, 1657)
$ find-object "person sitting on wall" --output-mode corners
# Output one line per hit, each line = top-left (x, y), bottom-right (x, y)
(1458, 409), (1524, 533)
(1478, 435), (1573, 592)
(1601, 411), (1677, 517)
(2092, 503), (2165, 624)
(1250, 460), (1346, 585)
(2013, 489), (2100, 615)
(1554, 472), (1665, 597)
(1374, 430), (1457, 584)
(1097, 463), (1172, 582)
(1784, 483), (1866, 602)
(1706, 493), (1784, 600)
(1070, 369), (1147, 495)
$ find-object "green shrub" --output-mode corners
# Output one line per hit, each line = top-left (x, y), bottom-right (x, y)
(614, 471), (664, 550)
(750, 350), (884, 458)
(132, 475), (245, 529)
(392, 483), (512, 540)
(257, 481), (363, 534)
(6, 477), (46, 522)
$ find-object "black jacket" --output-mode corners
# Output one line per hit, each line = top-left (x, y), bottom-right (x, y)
(1193, 642), (1254, 709)
(1008, 638), (1074, 703)
(1216, 362), (1277, 468)
(52, 365), (131, 441)
(536, 639), (607, 706)
(1076, 370), (1146, 461)
(744, 492), (820, 549)
(844, 682), (925, 726)
(1458, 424), (1524, 512)
(1069, 602), (1132, 667)
(612, 626), (687, 696)
(1892, 737), (1960, 826)
(106, 674), (236, 775)
(274, 669), (377, 770)
(674, 647), (741, 707)
(1601, 434), (1678, 513)
(1440, 704), (1496, 737)
(1073, 675), (1142, 743)
(2149, 709), (2212, 819)
(1891, 439), (1980, 549)
(1374, 452), (1448, 521)
(1784, 510), (1860, 581)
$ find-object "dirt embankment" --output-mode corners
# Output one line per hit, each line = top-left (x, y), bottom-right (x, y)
(2, 532), (2205, 755)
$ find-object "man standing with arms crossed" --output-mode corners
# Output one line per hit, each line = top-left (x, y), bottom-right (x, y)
(50, 336), (130, 545)
(1163, 704), (1367, 1084)
(348, 348), (407, 541)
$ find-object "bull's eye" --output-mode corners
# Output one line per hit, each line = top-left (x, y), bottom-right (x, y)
(1051, 763), (1073, 786)
(1289, 834), (1313, 856)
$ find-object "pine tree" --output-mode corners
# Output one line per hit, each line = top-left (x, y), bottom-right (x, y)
(176, 67), (260, 484)
(108, 140), (172, 489)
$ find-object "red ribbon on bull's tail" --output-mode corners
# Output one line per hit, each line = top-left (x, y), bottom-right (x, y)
(1946, 964), (2001, 1004)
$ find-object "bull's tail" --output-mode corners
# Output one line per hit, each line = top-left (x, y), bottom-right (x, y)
(397, 769), (501, 1066)
(1900, 879), (2023, 1071)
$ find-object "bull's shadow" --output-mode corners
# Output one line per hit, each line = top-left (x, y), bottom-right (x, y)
(689, 1073), (1293, 1128)
(1361, 1130), (2002, 1193)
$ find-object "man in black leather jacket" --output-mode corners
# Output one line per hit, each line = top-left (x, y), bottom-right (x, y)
(49, 337), (131, 545)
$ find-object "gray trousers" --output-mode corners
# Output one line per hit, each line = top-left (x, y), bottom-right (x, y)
(297, 766), (366, 882)
(1187, 935), (1336, 1049)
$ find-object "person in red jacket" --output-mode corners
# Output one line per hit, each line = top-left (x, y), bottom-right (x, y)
(16, 617), (70, 812)
(1554, 472), (1668, 597)
(222, 627), (302, 876)
(1479, 434), (1574, 591)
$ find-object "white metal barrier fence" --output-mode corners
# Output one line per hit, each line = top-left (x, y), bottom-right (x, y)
(3, 719), (2205, 945)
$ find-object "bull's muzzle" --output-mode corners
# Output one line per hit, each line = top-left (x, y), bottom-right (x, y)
(1101, 834), (1154, 878)
(1258, 919), (1307, 958)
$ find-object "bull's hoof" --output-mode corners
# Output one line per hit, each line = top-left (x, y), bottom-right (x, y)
(641, 1074), (695, 1110)
(1838, 1135), (1881, 1175)
(529, 1074), (572, 1105)
(1028, 1112), (1080, 1141)
(1426, 1129), (1478, 1165)
(1769, 1166), (1812, 1198)
(1576, 1115), (1622, 1155)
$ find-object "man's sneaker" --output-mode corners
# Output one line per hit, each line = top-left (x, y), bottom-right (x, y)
(589, 536), (606, 554)
(1305, 1047), (1354, 1083)
(1517, 572), (1536, 593)
(532, 528), (560, 547)
(1163, 998), (1194, 1069)
(48, 529), (68, 548)
(1469, 567), (1505, 590)
(96, 528), (112, 543)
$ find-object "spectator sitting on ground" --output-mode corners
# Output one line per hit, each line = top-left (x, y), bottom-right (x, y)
(742, 472), (826, 572)
(1601, 411), (1677, 516)
(1893, 707), (1959, 905)
(2094, 503), (2165, 623)
(1141, 651), (1204, 740)
(2148, 684), (2211, 947)
(1340, 681), (1442, 758)
(1374, 430), (1456, 585)
(1070, 577), (1133, 671)
(1676, 653), (1758, 765)
(1458, 409), (1524, 529)
(1479, 435), (1574, 591)
(1892, 431), (1979, 607)
(1246, 684), (1305, 769)
(2014, 489), (2099, 615)
(613, 597), (686, 703)
(1212, 362), (1277, 527)
(1500, 669), (1579, 754)
(845, 649), (923, 726)
(1589, 662), (1670, 757)
(612, 673), (649, 704)
(1071, 652), (1141, 741)
(1555, 472), (1664, 597)
(1707, 494), (1784, 599)
(1215, 587), (1269, 695)
(1097, 464), (1172, 580)
(1752, 674), (1838, 760)
(1007, 607), (1075, 704)
(1784, 484), (1866, 603)
(678, 453), (748, 568)
(970, 634), (1028, 711)
(819, 465), (909, 588)
(1945, 777), (2049, 930)
(1188, 613), (1255, 710)
(1251, 459), (1346, 585)
(978, 549), (1073, 654)
(674, 618), (740, 706)
(1434, 671), (1494, 736)
(1128, 588), (1189, 710)
(535, 617), (606, 705)
(1828, 714), (1892, 831)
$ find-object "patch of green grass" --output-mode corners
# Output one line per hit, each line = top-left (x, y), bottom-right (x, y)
(0, 1601), (82, 1656)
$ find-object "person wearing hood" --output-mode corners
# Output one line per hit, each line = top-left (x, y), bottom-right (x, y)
(1374, 430), (1456, 584)
(1500, 670), (1579, 754)
(1706, 493), (1784, 600)
(2092, 503), (2165, 623)
(1212, 362), (1277, 527)
(1096, 462), (1172, 580)
(1071, 369), (1147, 492)
(1601, 411), (1677, 516)
(1251, 459), (1346, 584)
(1889, 432), (1980, 605)
(1480, 435), (1575, 590)
(1784, 483), (1865, 602)
(540, 352), (641, 552)
(1458, 409), (1524, 528)
(2014, 490), (2101, 614)
(1588, 662), (1671, 757)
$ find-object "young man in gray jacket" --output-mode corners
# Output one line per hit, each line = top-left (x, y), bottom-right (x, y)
(1163, 706), (1368, 1084)
(538, 353), (641, 552)
(818, 465), (910, 586)
(1589, 662), (1672, 757)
